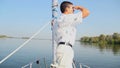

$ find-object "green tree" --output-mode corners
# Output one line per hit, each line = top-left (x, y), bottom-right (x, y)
(113, 33), (120, 40)
(80, 33), (120, 45)
(99, 34), (106, 41)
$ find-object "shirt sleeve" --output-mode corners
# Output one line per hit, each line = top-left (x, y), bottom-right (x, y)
(57, 12), (82, 27)
(72, 12), (82, 25)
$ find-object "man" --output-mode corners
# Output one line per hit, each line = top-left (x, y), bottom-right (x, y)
(52, 1), (89, 68)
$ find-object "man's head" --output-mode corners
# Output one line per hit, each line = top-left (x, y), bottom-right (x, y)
(60, 1), (74, 14)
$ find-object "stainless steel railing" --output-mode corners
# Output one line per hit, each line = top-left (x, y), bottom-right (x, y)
(21, 58), (90, 68)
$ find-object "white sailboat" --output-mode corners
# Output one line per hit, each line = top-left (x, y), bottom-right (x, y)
(0, 0), (90, 68)
(22, 0), (90, 68)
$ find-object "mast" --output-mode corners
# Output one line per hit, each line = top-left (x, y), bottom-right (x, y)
(52, 0), (58, 65)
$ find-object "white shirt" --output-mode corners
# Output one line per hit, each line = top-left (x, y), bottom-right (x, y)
(53, 12), (82, 46)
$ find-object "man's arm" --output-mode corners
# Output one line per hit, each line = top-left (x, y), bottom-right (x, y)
(74, 6), (90, 18)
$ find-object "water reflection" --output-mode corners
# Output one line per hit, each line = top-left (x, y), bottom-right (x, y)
(0, 39), (120, 68)
(80, 42), (120, 55)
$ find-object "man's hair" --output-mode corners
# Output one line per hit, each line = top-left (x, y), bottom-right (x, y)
(60, 1), (73, 13)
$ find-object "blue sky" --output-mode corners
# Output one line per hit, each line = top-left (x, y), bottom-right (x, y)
(0, 0), (120, 39)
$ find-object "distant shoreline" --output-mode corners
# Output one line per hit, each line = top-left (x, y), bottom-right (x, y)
(0, 35), (8, 38)
(0, 35), (51, 40)
(80, 33), (120, 45)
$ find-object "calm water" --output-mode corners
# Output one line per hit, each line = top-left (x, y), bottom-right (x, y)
(0, 38), (120, 68)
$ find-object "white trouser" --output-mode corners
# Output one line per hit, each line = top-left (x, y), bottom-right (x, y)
(56, 44), (74, 68)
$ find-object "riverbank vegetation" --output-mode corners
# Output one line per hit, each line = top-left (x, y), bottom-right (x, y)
(0, 35), (8, 38)
(0, 34), (50, 40)
(80, 33), (120, 45)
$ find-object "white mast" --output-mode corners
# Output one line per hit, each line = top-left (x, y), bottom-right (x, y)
(52, 0), (58, 66)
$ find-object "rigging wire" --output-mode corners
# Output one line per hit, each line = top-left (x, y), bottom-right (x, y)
(0, 21), (50, 64)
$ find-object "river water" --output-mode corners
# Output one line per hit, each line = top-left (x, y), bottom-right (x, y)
(0, 38), (120, 68)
